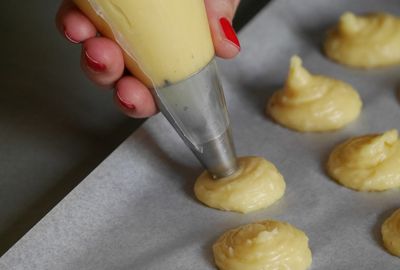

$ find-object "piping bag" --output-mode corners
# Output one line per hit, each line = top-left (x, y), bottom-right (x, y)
(74, 0), (239, 179)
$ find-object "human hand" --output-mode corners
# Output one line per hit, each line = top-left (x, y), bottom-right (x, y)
(56, 0), (241, 118)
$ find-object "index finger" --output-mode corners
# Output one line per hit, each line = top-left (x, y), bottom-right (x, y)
(56, 0), (97, 43)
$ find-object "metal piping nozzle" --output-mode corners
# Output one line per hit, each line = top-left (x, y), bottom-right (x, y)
(153, 58), (239, 179)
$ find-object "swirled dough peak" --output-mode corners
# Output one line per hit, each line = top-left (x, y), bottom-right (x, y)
(267, 56), (362, 132)
(194, 156), (285, 213)
(213, 220), (312, 270)
(327, 129), (400, 191)
(324, 12), (400, 68)
(382, 208), (400, 257)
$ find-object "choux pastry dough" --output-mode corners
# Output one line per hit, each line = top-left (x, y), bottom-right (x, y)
(324, 12), (400, 68)
(327, 129), (400, 191)
(267, 56), (362, 132)
(213, 220), (312, 270)
(194, 156), (285, 213)
(382, 208), (400, 257)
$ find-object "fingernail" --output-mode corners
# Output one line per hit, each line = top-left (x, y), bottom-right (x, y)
(84, 49), (106, 72)
(64, 27), (79, 44)
(219, 17), (240, 49)
(116, 90), (136, 110)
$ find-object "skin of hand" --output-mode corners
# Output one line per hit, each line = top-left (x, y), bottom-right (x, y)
(56, 0), (241, 118)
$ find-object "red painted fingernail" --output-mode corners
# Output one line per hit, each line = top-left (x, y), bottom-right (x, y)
(84, 49), (106, 72)
(219, 17), (240, 49)
(64, 27), (79, 44)
(116, 90), (136, 110)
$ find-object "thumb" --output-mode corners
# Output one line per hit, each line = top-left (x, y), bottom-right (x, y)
(205, 0), (241, 59)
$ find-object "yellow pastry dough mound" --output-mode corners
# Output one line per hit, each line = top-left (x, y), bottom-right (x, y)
(327, 129), (400, 191)
(382, 208), (400, 257)
(213, 220), (312, 270)
(194, 156), (285, 213)
(267, 56), (362, 132)
(324, 12), (400, 68)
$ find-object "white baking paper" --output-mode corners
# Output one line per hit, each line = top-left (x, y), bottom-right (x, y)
(1, 0), (400, 269)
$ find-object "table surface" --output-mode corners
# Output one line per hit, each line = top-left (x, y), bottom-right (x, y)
(0, 0), (270, 256)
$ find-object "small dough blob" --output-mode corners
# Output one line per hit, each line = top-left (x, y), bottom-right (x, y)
(327, 129), (400, 191)
(194, 156), (285, 213)
(267, 56), (362, 132)
(324, 12), (400, 68)
(382, 208), (400, 257)
(213, 220), (312, 270)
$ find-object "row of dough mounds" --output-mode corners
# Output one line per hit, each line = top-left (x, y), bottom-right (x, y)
(195, 11), (400, 270)
(268, 11), (400, 132)
(195, 130), (400, 212)
(211, 210), (400, 270)
(195, 130), (400, 270)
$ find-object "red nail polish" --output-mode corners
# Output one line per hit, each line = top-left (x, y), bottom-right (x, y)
(219, 17), (240, 49)
(63, 27), (79, 44)
(116, 90), (136, 110)
(84, 49), (106, 72)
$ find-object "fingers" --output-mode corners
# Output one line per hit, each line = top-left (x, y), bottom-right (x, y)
(81, 37), (158, 117)
(56, 1), (156, 118)
(57, 0), (238, 119)
(56, 0), (97, 43)
(80, 37), (125, 88)
(114, 76), (158, 118)
(205, 0), (241, 59)
(57, 1), (124, 88)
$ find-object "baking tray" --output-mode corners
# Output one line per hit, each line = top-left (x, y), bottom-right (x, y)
(1, 0), (400, 269)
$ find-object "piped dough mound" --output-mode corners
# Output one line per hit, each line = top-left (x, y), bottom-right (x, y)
(267, 56), (362, 132)
(213, 220), (312, 270)
(194, 156), (285, 213)
(324, 12), (400, 68)
(382, 208), (400, 257)
(327, 129), (400, 191)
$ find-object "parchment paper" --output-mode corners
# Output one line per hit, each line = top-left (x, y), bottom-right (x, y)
(2, 0), (400, 269)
